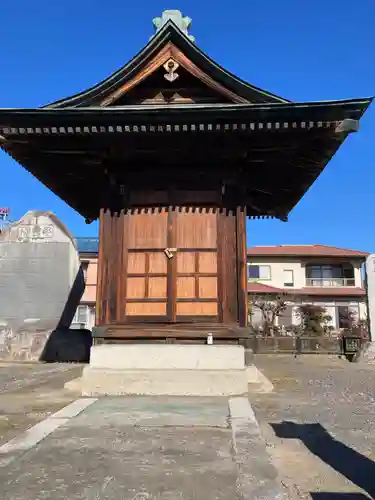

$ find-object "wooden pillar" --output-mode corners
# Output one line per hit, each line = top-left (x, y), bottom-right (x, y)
(236, 206), (248, 327)
(218, 209), (238, 324)
(95, 209), (105, 325)
(96, 209), (125, 326)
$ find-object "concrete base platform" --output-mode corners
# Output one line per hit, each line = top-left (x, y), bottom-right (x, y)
(81, 344), (249, 396)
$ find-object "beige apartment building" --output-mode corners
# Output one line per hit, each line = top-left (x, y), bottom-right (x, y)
(73, 239), (368, 333)
(247, 245), (368, 331)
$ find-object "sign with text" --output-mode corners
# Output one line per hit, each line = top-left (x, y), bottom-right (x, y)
(17, 224), (54, 241)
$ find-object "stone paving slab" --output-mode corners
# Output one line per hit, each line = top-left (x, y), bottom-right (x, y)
(1, 426), (237, 500)
(0, 397), (236, 500)
(0, 396), (288, 500)
(72, 396), (230, 428)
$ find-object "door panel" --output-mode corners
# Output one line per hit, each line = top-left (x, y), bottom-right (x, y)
(126, 277), (145, 298)
(176, 210), (217, 248)
(149, 253), (167, 274)
(199, 252), (217, 273)
(127, 254), (146, 274)
(177, 252), (195, 273)
(174, 208), (219, 321)
(124, 208), (169, 321)
(127, 210), (168, 248)
(176, 302), (218, 316)
(177, 276), (196, 298)
(199, 277), (217, 299)
(124, 206), (220, 323)
(126, 302), (167, 316)
(148, 277), (167, 298)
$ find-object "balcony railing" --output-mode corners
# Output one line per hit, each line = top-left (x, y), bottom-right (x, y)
(306, 278), (356, 287)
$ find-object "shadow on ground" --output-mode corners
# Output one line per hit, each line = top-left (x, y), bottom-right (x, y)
(40, 327), (92, 363)
(40, 265), (92, 363)
(271, 422), (375, 499)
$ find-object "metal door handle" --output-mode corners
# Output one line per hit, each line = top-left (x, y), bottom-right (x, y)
(164, 248), (177, 259)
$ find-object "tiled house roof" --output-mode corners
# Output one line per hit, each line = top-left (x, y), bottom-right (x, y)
(247, 245), (368, 258)
(76, 237), (99, 254)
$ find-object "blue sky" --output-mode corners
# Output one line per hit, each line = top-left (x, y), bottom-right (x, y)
(1, 1), (374, 251)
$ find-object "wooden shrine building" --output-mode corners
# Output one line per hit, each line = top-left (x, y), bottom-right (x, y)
(0, 10), (372, 344)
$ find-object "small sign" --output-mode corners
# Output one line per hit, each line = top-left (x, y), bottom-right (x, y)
(0, 208), (9, 220)
(17, 225), (54, 241)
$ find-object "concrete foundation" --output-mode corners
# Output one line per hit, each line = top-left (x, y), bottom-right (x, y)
(81, 344), (249, 396)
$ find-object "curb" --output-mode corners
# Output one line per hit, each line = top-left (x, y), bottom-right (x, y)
(229, 397), (289, 499)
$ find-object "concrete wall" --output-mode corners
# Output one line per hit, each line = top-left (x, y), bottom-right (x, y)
(0, 321), (91, 363)
(0, 211), (90, 362)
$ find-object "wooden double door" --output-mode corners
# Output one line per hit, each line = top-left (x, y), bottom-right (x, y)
(125, 207), (219, 322)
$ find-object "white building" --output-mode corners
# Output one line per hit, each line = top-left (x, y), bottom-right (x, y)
(247, 245), (368, 331)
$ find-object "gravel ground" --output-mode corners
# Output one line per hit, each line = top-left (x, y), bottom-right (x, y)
(251, 354), (375, 499)
(0, 362), (84, 445)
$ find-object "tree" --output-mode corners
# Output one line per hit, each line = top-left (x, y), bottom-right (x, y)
(296, 304), (332, 336)
(249, 293), (289, 336)
(339, 308), (369, 339)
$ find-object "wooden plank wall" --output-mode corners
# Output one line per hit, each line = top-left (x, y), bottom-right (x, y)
(218, 209), (239, 325)
(96, 209), (125, 325)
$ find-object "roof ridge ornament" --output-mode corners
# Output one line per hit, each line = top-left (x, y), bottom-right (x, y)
(152, 10), (195, 42)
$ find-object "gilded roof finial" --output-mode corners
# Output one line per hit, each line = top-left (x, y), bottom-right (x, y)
(152, 10), (195, 42)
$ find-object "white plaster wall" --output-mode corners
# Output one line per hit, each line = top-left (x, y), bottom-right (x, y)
(359, 301), (367, 322)
(353, 262), (363, 288)
(247, 257), (304, 289)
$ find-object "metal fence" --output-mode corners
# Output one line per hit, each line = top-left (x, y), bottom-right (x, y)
(249, 335), (365, 355)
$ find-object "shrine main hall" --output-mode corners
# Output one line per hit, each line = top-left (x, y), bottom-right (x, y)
(0, 11), (371, 395)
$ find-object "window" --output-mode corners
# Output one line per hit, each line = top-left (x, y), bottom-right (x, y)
(248, 265), (271, 280)
(81, 261), (89, 282)
(306, 264), (355, 286)
(283, 269), (294, 287)
(306, 265), (343, 279)
(72, 305), (88, 325)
